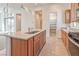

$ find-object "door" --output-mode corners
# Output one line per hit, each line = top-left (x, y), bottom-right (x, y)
(35, 10), (42, 29)
(16, 14), (21, 32)
(49, 12), (57, 36)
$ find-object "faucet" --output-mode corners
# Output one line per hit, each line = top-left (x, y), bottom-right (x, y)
(28, 27), (34, 32)
(28, 27), (31, 32)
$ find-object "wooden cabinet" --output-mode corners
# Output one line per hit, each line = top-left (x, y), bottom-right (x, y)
(65, 32), (69, 50)
(11, 30), (46, 56)
(34, 34), (40, 56)
(61, 30), (69, 50)
(71, 3), (76, 22)
(71, 3), (79, 22)
(61, 30), (65, 45)
(11, 37), (34, 56)
(20, 40), (28, 56)
(39, 32), (43, 50)
(61, 29), (79, 55)
(11, 38), (28, 56)
(42, 30), (46, 46)
(65, 9), (71, 24)
(33, 30), (46, 56)
(75, 3), (79, 9)
(27, 37), (34, 56)
(11, 38), (21, 56)
(68, 39), (79, 56)
(39, 30), (46, 50)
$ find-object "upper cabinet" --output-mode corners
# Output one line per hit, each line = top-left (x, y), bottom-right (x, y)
(75, 3), (79, 9)
(65, 9), (71, 24)
(71, 3), (76, 22)
(71, 3), (79, 22)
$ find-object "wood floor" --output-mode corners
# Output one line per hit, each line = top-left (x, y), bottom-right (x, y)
(39, 33), (69, 56)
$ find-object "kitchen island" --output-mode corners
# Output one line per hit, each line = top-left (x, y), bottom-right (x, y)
(5, 29), (46, 56)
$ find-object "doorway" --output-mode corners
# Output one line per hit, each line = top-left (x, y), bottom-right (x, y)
(49, 12), (57, 36)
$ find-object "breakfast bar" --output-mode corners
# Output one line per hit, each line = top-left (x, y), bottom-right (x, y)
(4, 29), (46, 56)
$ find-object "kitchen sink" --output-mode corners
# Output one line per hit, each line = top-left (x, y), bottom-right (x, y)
(25, 31), (39, 34)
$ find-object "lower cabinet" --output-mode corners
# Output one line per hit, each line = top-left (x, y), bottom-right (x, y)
(61, 29), (79, 56)
(68, 39), (79, 56)
(33, 30), (46, 56)
(43, 30), (46, 45)
(34, 34), (40, 56)
(27, 37), (34, 56)
(20, 40), (28, 56)
(11, 38), (28, 56)
(11, 30), (46, 56)
(61, 30), (69, 49)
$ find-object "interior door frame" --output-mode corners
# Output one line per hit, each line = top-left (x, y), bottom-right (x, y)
(48, 12), (57, 35)
(35, 10), (42, 29)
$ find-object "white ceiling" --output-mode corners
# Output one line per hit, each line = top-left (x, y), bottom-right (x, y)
(0, 3), (70, 8)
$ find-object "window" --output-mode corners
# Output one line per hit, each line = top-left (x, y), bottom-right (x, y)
(0, 8), (15, 33)
(0, 10), (4, 32)
(5, 13), (15, 33)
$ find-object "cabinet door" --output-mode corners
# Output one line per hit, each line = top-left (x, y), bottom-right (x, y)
(20, 40), (28, 56)
(65, 10), (71, 24)
(75, 3), (79, 9)
(11, 38), (21, 56)
(34, 37), (38, 56)
(61, 30), (67, 47)
(39, 32), (43, 50)
(11, 38), (28, 56)
(71, 3), (76, 22)
(27, 38), (34, 56)
(69, 40), (78, 56)
(61, 30), (65, 43)
(34, 34), (40, 56)
(43, 30), (46, 44)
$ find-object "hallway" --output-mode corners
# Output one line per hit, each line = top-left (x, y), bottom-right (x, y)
(39, 33), (69, 56)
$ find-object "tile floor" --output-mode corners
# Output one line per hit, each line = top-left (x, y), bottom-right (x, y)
(39, 33), (69, 56)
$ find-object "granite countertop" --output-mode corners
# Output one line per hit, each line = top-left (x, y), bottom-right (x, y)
(62, 28), (79, 47)
(0, 29), (45, 40)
